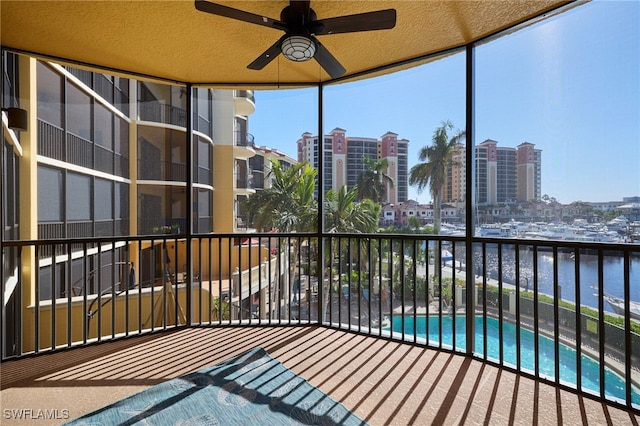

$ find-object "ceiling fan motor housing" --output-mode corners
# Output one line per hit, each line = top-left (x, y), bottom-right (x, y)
(280, 5), (318, 30)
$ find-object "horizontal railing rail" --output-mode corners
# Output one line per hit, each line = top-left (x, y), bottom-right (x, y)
(1, 233), (639, 411)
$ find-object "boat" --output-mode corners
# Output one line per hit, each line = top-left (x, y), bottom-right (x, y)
(603, 294), (640, 321)
(605, 216), (629, 233)
(478, 223), (511, 237)
(523, 222), (625, 243)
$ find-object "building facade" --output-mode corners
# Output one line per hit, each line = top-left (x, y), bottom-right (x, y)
(444, 139), (542, 206)
(2, 53), (299, 354)
(297, 128), (408, 204)
(1, 52), (278, 302)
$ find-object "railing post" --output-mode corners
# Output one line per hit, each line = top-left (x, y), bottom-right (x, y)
(185, 83), (193, 326)
(465, 43), (476, 356)
(317, 84), (325, 324)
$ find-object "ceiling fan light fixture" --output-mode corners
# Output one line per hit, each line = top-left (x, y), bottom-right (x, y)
(281, 35), (316, 62)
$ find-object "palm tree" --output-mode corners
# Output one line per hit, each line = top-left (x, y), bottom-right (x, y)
(407, 216), (421, 231)
(325, 184), (380, 276)
(243, 160), (318, 319)
(356, 157), (395, 203)
(409, 121), (465, 284)
(244, 160), (317, 232)
(244, 163), (382, 321)
(325, 185), (380, 233)
(324, 185), (380, 320)
(409, 120), (465, 235)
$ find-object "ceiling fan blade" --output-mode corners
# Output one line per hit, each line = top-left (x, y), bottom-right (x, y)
(313, 9), (396, 35)
(247, 36), (287, 70)
(314, 41), (346, 79)
(195, 0), (286, 31)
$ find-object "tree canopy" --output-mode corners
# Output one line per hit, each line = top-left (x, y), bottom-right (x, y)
(244, 160), (380, 234)
(325, 185), (380, 233)
(356, 157), (394, 204)
(244, 161), (317, 233)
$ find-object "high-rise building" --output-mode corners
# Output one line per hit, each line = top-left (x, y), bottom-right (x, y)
(297, 128), (408, 203)
(444, 139), (542, 205)
(516, 142), (542, 202)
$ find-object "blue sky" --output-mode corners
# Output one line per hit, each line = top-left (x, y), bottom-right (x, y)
(249, 1), (639, 205)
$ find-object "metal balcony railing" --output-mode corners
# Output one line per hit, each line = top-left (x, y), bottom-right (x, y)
(235, 173), (254, 190)
(234, 131), (254, 148)
(37, 120), (130, 177)
(37, 120), (65, 161)
(138, 159), (187, 182)
(139, 102), (187, 127)
(251, 170), (265, 189)
(1, 234), (639, 411)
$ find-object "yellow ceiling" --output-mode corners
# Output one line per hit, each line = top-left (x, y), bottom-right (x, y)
(1, 0), (575, 85)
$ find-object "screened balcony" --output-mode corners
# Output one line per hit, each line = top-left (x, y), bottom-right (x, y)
(2, 0), (639, 423)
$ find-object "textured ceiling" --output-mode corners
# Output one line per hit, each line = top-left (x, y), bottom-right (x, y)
(1, 0), (574, 85)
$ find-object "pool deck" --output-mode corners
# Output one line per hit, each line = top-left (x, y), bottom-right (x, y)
(2, 326), (638, 425)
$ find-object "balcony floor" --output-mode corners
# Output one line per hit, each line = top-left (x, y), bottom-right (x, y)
(2, 326), (639, 425)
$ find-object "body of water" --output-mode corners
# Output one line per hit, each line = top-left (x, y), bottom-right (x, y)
(462, 245), (640, 313)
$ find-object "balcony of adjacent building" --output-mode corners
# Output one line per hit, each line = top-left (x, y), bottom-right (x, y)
(249, 166), (265, 190)
(138, 100), (187, 129)
(138, 157), (188, 183)
(37, 118), (130, 178)
(138, 82), (187, 129)
(234, 161), (255, 197)
(233, 90), (256, 116)
(233, 130), (255, 159)
(138, 128), (211, 187)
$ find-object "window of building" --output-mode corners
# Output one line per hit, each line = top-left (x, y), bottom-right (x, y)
(197, 88), (210, 133)
(67, 82), (91, 140)
(66, 172), (91, 221)
(37, 166), (63, 222)
(114, 116), (129, 155)
(115, 182), (128, 218)
(95, 178), (113, 221)
(36, 62), (63, 127)
(94, 102), (113, 150)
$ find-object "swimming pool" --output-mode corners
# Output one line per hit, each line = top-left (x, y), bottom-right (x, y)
(389, 315), (640, 405)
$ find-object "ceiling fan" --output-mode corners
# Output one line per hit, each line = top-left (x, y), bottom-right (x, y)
(194, 0), (396, 79)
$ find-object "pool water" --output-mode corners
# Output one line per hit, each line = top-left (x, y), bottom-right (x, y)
(390, 315), (640, 405)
